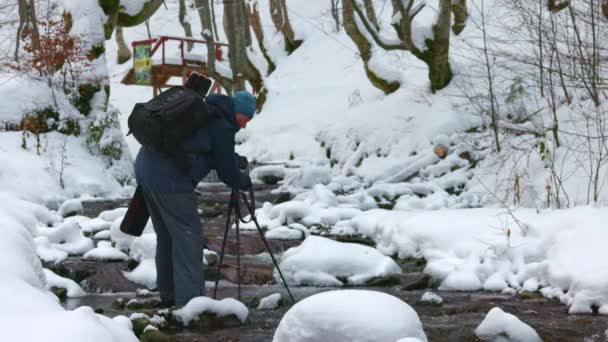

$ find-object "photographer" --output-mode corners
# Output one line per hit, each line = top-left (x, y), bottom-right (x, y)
(134, 90), (255, 307)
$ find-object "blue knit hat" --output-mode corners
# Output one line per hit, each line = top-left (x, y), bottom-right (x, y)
(233, 91), (256, 118)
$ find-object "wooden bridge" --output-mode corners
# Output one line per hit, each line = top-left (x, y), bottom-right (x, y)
(121, 36), (228, 96)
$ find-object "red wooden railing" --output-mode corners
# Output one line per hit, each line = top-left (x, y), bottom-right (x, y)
(131, 35), (229, 66)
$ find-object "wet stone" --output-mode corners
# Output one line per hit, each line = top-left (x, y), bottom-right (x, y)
(140, 329), (176, 342)
(112, 297), (126, 310)
(400, 273), (432, 291)
(126, 298), (162, 310)
(131, 317), (152, 337)
(186, 312), (245, 331)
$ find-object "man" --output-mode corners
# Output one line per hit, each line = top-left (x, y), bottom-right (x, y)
(134, 90), (255, 307)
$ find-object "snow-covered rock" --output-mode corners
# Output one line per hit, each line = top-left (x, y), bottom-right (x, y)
(257, 293), (282, 310)
(43, 268), (86, 298)
(419, 292), (443, 305)
(100, 208), (128, 222)
(80, 217), (112, 234)
(58, 199), (83, 217)
(173, 297), (249, 326)
(124, 233), (157, 288)
(37, 221), (94, 256)
(83, 241), (128, 261)
(279, 236), (401, 286)
(273, 290), (427, 342)
(475, 307), (542, 342)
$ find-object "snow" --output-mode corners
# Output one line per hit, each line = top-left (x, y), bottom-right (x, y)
(257, 293), (282, 310)
(43, 268), (86, 298)
(81, 217), (112, 234)
(0, 194), (137, 341)
(100, 208), (129, 222)
(58, 198), (84, 217)
(278, 236), (401, 286)
(475, 307), (542, 342)
(37, 221), (95, 256)
(273, 290), (427, 342)
(173, 297), (249, 326)
(265, 225), (306, 240)
(83, 241), (129, 261)
(419, 292), (443, 305)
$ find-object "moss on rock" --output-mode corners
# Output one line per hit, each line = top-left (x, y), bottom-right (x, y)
(51, 287), (68, 301)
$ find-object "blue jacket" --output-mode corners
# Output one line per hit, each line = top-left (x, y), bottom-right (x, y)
(135, 94), (252, 193)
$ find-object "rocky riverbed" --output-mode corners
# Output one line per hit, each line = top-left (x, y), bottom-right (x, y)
(52, 184), (608, 341)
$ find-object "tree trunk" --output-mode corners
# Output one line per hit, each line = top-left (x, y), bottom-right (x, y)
(248, 2), (276, 73)
(343, 0), (400, 93)
(427, 0), (453, 92)
(363, 0), (379, 31)
(452, 0), (468, 35)
(27, 0), (40, 50)
(211, 0), (220, 41)
(269, 0), (301, 53)
(179, 0), (194, 51)
(331, 0), (340, 31)
(115, 26), (131, 64)
(145, 20), (152, 38)
(15, 0), (27, 62)
(224, 0), (263, 92)
(195, 0), (233, 93)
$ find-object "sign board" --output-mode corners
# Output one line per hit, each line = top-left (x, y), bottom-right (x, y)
(134, 44), (152, 85)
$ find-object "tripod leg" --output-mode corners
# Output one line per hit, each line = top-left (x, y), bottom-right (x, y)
(252, 216), (296, 304)
(213, 192), (234, 300)
(235, 205), (242, 301)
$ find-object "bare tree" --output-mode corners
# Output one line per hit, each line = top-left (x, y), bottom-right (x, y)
(347, 0), (463, 92)
(269, 0), (301, 53)
(115, 26), (131, 64)
(179, 0), (194, 51)
(362, 0), (378, 30)
(452, 0), (468, 35)
(342, 0), (399, 94)
(248, 1), (276, 73)
(224, 0), (262, 92)
(145, 19), (152, 38)
(195, 0), (233, 93)
(331, 0), (340, 32)
(15, 0), (40, 61)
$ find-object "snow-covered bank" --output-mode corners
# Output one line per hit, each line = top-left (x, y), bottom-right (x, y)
(0, 194), (137, 341)
(334, 205), (608, 314)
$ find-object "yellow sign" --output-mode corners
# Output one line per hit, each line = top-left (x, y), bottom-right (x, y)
(134, 44), (152, 85)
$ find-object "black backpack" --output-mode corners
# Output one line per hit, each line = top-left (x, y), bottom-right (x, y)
(128, 86), (217, 154)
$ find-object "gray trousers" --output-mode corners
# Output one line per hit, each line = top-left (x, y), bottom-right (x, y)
(142, 188), (204, 306)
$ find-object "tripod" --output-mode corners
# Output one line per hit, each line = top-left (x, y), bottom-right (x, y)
(212, 188), (296, 304)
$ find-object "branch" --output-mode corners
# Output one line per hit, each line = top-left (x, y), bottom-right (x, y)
(409, 1), (426, 19)
(352, 1), (407, 50)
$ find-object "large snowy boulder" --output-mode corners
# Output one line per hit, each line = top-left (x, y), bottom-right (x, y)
(273, 290), (427, 342)
(279, 236), (401, 286)
(475, 307), (542, 342)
